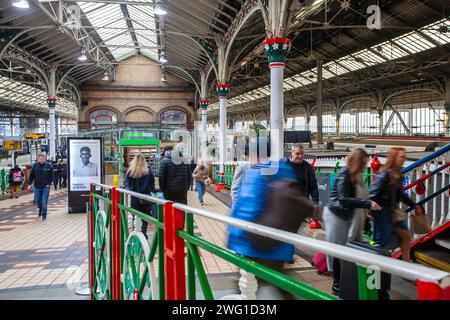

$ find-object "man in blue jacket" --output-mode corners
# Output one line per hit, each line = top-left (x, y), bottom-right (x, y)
(29, 153), (53, 221)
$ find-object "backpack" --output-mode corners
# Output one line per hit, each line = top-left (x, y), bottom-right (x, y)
(12, 170), (22, 183)
(247, 176), (315, 252)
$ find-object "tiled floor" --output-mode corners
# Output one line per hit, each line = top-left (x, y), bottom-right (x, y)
(0, 188), (89, 297)
(0, 186), (336, 299)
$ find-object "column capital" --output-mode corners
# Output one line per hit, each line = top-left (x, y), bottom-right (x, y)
(215, 83), (230, 97)
(199, 99), (209, 109)
(263, 37), (292, 67)
(47, 97), (57, 108)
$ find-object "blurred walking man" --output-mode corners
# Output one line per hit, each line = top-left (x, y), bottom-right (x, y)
(29, 153), (53, 221)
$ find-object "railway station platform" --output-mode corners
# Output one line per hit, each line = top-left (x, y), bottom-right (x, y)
(0, 184), (421, 300)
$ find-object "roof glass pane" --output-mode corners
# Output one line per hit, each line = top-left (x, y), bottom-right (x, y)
(392, 32), (436, 53)
(420, 19), (450, 45)
(373, 41), (408, 60)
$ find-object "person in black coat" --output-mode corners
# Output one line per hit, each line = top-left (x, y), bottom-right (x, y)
(124, 153), (156, 239)
(158, 145), (190, 204)
(323, 148), (381, 295)
(283, 144), (320, 204)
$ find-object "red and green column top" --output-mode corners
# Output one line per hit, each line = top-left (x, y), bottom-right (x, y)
(263, 37), (292, 67)
(199, 99), (209, 110)
(215, 83), (230, 97)
(47, 97), (57, 108)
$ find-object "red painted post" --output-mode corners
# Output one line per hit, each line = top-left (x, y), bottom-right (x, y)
(417, 280), (450, 300)
(371, 154), (381, 175)
(111, 187), (121, 300)
(164, 202), (186, 300)
(89, 184), (95, 300)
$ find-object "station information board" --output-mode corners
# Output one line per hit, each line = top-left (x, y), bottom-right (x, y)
(3, 140), (22, 151)
(25, 133), (46, 140)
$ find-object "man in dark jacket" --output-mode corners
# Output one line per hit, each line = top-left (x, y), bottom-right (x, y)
(283, 144), (320, 205)
(158, 146), (191, 204)
(29, 153), (53, 221)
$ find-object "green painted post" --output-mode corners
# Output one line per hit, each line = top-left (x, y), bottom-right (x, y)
(357, 265), (378, 300)
(0, 169), (6, 194)
(157, 203), (165, 300)
(186, 212), (196, 300)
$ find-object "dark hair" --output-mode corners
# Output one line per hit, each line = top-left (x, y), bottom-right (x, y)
(80, 146), (91, 154)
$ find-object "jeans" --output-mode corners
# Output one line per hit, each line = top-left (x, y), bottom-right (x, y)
(195, 181), (205, 204)
(34, 185), (50, 219)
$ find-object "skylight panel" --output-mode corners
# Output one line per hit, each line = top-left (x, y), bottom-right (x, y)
(336, 56), (366, 71)
(373, 41), (409, 60)
(392, 32), (436, 54)
(323, 61), (350, 75)
(353, 49), (386, 65)
(420, 19), (450, 45)
(78, 2), (134, 60)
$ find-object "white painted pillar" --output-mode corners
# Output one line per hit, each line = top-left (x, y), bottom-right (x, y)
(263, 37), (291, 161)
(48, 67), (57, 160)
(269, 63), (284, 161)
(201, 108), (207, 161)
(219, 95), (227, 171)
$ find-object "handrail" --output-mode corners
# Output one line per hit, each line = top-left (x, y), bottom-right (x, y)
(401, 143), (450, 173)
(91, 182), (114, 190)
(116, 187), (170, 205)
(173, 203), (450, 287)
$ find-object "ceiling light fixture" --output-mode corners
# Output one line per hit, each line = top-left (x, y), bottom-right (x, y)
(102, 71), (109, 81)
(12, 0), (29, 9)
(78, 48), (87, 61)
(154, 3), (167, 15)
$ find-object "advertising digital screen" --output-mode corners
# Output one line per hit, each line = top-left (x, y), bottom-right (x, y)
(68, 138), (102, 192)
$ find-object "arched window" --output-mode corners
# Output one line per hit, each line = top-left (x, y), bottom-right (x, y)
(160, 109), (187, 128)
(90, 109), (118, 129)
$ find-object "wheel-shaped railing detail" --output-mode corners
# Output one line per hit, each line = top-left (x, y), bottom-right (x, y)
(94, 209), (110, 299)
(122, 231), (158, 300)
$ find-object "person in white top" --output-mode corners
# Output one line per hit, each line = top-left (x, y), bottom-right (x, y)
(73, 146), (98, 177)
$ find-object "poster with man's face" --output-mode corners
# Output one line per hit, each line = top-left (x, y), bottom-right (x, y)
(69, 139), (101, 191)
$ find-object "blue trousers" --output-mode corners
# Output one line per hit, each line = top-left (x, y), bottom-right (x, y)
(195, 181), (205, 204)
(34, 185), (50, 219)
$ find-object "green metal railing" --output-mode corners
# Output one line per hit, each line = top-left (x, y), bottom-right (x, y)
(89, 182), (450, 301)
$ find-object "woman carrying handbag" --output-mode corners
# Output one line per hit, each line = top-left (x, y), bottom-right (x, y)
(124, 153), (156, 239)
(369, 147), (425, 262)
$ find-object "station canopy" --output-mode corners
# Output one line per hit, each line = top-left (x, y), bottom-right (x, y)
(0, 0), (449, 119)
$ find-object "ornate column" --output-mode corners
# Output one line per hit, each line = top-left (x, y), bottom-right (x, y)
(48, 67), (57, 160)
(199, 99), (209, 162)
(216, 83), (230, 192)
(263, 37), (291, 161)
(47, 97), (57, 160)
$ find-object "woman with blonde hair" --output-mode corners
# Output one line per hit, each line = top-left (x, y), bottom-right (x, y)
(193, 160), (209, 206)
(323, 148), (381, 295)
(124, 153), (156, 239)
(369, 147), (424, 262)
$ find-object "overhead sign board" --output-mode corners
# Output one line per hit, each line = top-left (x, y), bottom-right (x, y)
(3, 140), (22, 151)
(25, 133), (46, 139)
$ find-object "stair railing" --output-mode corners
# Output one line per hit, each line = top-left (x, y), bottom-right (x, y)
(401, 144), (450, 234)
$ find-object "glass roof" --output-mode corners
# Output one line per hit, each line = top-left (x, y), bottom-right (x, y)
(77, 1), (159, 62)
(213, 18), (450, 111)
(0, 75), (78, 117)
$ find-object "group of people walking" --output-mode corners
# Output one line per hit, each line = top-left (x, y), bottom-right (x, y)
(227, 141), (424, 299)
(25, 142), (423, 300)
